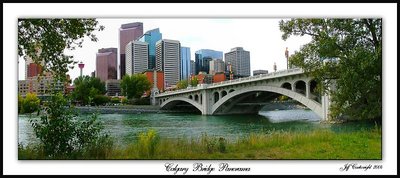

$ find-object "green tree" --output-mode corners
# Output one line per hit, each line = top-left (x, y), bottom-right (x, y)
(72, 76), (106, 105)
(22, 93), (40, 114)
(279, 19), (382, 120)
(176, 80), (189, 89)
(120, 74), (152, 99)
(18, 94), (24, 114)
(30, 92), (112, 159)
(18, 19), (104, 82)
(190, 76), (199, 87)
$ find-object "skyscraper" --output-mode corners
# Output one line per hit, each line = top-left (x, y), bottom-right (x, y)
(125, 41), (149, 75)
(209, 59), (225, 75)
(195, 49), (223, 74)
(137, 28), (162, 70)
(190, 60), (196, 76)
(96, 48), (118, 82)
(156, 39), (181, 88)
(224, 47), (250, 77)
(119, 22), (143, 79)
(180, 46), (191, 80)
(25, 56), (43, 79)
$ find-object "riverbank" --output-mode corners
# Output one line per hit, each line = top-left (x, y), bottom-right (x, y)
(74, 105), (182, 114)
(19, 127), (381, 160)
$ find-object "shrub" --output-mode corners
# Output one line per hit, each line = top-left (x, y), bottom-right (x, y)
(22, 93), (40, 114)
(138, 129), (160, 158)
(110, 97), (120, 104)
(92, 95), (110, 106)
(121, 97), (128, 105)
(29, 92), (112, 159)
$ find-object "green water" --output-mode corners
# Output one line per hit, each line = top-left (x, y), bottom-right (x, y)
(18, 109), (378, 146)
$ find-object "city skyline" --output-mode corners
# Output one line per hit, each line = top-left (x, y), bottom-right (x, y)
(18, 18), (312, 81)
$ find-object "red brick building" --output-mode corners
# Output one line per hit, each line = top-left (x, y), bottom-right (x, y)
(213, 72), (226, 83)
(144, 70), (164, 92)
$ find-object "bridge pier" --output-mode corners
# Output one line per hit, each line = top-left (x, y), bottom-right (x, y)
(306, 80), (311, 99)
(201, 90), (212, 115)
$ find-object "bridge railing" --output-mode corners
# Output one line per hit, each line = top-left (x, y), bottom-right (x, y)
(157, 68), (303, 97)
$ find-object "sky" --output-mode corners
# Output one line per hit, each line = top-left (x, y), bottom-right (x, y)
(18, 18), (312, 81)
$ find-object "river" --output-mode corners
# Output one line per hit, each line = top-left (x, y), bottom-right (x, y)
(18, 109), (377, 146)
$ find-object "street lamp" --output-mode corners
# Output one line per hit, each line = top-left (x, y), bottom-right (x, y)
(285, 47), (289, 70)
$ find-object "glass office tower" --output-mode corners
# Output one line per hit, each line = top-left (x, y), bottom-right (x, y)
(138, 28), (162, 70)
(180, 47), (191, 80)
(194, 49), (223, 75)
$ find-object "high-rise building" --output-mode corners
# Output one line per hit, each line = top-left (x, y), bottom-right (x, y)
(119, 22), (143, 79)
(137, 28), (162, 70)
(125, 41), (149, 75)
(224, 47), (250, 77)
(96, 48), (118, 82)
(190, 60), (196, 76)
(25, 57), (43, 79)
(195, 49), (223, 75)
(18, 73), (64, 97)
(156, 39), (181, 88)
(180, 46), (191, 80)
(253, 69), (268, 76)
(209, 59), (225, 75)
(105, 79), (121, 96)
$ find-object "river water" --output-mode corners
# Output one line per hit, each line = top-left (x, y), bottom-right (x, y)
(18, 109), (377, 146)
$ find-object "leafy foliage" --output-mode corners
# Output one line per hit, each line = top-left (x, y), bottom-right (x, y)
(110, 97), (120, 104)
(120, 74), (152, 99)
(138, 129), (160, 158)
(92, 95), (110, 106)
(176, 80), (189, 89)
(18, 19), (104, 81)
(279, 19), (382, 120)
(29, 93), (112, 159)
(72, 76), (106, 105)
(18, 94), (24, 113)
(190, 76), (199, 87)
(21, 93), (40, 114)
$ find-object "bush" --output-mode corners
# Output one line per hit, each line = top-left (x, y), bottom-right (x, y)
(121, 97), (128, 105)
(92, 95), (110, 106)
(138, 129), (160, 158)
(29, 92), (112, 159)
(18, 94), (24, 114)
(22, 93), (40, 114)
(110, 97), (120, 104)
(133, 97), (150, 105)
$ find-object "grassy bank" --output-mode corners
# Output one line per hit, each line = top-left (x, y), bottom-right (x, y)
(19, 128), (381, 160)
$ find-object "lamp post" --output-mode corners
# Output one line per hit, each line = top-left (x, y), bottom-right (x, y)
(285, 47), (289, 69)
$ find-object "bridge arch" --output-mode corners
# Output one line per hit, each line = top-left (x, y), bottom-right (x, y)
(160, 97), (203, 113)
(221, 90), (227, 98)
(281, 82), (292, 90)
(213, 91), (220, 103)
(294, 80), (306, 95)
(211, 85), (323, 118)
